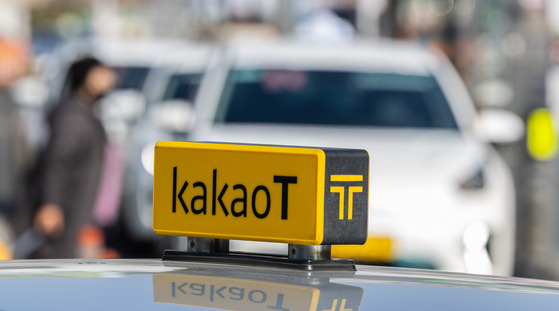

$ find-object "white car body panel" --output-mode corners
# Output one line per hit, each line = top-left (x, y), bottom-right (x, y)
(188, 39), (516, 275)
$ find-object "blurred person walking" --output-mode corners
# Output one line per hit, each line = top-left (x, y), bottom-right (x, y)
(0, 37), (30, 259)
(0, 72), (21, 260)
(17, 57), (118, 259)
(0, 62), (24, 217)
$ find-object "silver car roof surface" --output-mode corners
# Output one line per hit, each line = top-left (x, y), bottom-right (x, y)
(0, 258), (558, 310)
(54, 38), (211, 67)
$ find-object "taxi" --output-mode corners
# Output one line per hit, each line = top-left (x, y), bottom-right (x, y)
(1, 142), (558, 310)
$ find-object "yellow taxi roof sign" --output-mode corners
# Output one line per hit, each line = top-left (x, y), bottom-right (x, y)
(153, 142), (368, 245)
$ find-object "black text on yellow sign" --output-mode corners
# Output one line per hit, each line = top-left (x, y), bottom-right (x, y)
(153, 142), (369, 245)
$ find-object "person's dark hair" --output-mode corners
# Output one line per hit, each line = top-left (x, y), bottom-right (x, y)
(49, 56), (106, 117)
(64, 56), (103, 93)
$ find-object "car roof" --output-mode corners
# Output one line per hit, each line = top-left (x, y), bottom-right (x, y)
(194, 37), (478, 131)
(222, 38), (442, 75)
(52, 37), (212, 68)
(1, 258), (559, 310)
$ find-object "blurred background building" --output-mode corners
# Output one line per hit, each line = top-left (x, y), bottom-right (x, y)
(2, 0), (559, 279)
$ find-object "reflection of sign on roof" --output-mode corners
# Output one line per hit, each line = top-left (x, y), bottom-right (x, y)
(154, 273), (318, 310)
(153, 272), (363, 311)
(153, 142), (368, 245)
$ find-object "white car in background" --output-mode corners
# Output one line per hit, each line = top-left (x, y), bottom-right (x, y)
(122, 43), (212, 252)
(187, 39), (522, 275)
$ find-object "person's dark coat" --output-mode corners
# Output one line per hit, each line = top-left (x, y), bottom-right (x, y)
(32, 94), (106, 258)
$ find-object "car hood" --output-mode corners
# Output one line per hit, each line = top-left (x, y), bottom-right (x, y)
(193, 124), (488, 212)
(0, 259), (558, 310)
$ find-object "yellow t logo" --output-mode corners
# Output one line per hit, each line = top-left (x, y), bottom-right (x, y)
(330, 175), (363, 220)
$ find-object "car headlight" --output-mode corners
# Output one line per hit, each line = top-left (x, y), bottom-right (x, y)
(141, 144), (156, 176)
(459, 167), (485, 190)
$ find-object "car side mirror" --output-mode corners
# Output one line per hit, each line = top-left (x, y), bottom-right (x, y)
(153, 100), (195, 134)
(475, 109), (524, 144)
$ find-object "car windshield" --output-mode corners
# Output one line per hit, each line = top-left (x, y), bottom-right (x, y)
(215, 69), (458, 129)
(112, 66), (150, 90)
(162, 73), (202, 102)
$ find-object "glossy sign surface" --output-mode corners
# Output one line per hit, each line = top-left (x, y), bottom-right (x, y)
(153, 142), (368, 245)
